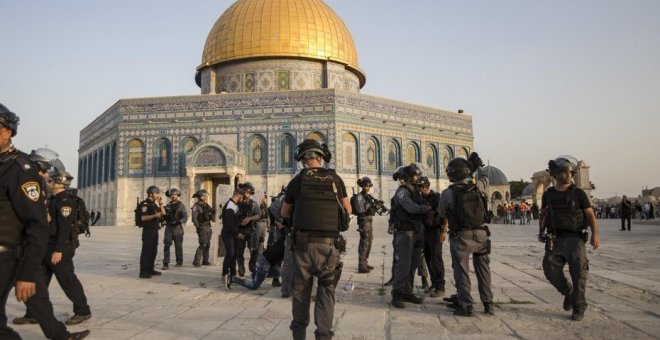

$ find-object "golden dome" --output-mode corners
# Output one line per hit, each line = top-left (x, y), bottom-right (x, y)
(199, 0), (365, 86)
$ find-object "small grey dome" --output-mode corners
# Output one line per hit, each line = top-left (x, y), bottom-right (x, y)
(478, 165), (509, 186)
(521, 183), (534, 197)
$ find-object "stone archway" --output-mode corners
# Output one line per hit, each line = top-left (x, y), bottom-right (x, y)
(531, 170), (553, 206)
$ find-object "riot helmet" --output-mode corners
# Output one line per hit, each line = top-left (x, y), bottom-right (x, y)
(446, 158), (471, 182)
(392, 166), (406, 181)
(357, 177), (373, 187)
(547, 157), (576, 176)
(165, 188), (181, 197)
(29, 148), (60, 173)
(294, 139), (332, 163)
(146, 185), (161, 194)
(416, 176), (430, 187)
(193, 189), (208, 199)
(0, 103), (19, 137)
(239, 182), (256, 195)
(47, 168), (73, 187)
(399, 163), (423, 182)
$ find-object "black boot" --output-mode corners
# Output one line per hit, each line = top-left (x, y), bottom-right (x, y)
(453, 305), (474, 317)
(484, 302), (495, 315)
(401, 293), (424, 304)
(421, 277), (429, 290)
(272, 277), (281, 287)
(391, 292), (405, 309)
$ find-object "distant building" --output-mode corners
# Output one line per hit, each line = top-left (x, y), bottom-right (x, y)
(477, 165), (510, 210)
(77, 0), (475, 225)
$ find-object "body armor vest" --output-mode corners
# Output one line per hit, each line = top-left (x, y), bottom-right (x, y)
(166, 201), (182, 225)
(393, 186), (424, 231)
(0, 192), (23, 245)
(195, 202), (213, 224)
(292, 169), (340, 232)
(547, 186), (586, 233)
(449, 183), (487, 231)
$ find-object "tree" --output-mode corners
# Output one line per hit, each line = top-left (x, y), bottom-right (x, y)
(509, 179), (531, 200)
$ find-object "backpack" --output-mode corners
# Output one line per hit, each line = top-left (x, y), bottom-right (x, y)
(350, 193), (365, 216)
(451, 183), (490, 229)
(65, 189), (91, 238)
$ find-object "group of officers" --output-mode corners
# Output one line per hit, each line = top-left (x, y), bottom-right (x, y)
(0, 100), (601, 340)
(1, 103), (90, 339)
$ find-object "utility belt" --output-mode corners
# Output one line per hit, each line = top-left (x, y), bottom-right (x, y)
(293, 230), (346, 253)
(554, 229), (589, 243)
(166, 222), (182, 227)
(0, 244), (24, 259)
(449, 225), (490, 236)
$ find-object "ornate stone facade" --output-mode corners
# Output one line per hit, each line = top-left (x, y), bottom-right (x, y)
(78, 89), (473, 225)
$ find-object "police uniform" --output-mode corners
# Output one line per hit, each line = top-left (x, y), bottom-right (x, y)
(0, 149), (75, 339)
(422, 190), (445, 294)
(355, 192), (376, 272)
(390, 184), (429, 303)
(163, 200), (187, 267)
(139, 198), (161, 276)
(236, 198), (258, 276)
(249, 201), (269, 273)
(436, 176), (492, 315)
(286, 167), (345, 340)
(541, 185), (591, 315)
(192, 201), (214, 266)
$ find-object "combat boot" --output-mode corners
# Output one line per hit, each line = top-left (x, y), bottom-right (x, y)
(401, 293), (424, 304)
(563, 287), (573, 311)
(421, 277), (429, 290)
(391, 292), (405, 309)
(272, 277), (282, 287)
(358, 267), (371, 273)
(67, 330), (91, 339)
(571, 310), (584, 321)
(162, 264), (169, 270)
(12, 316), (37, 325)
(366, 264), (374, 270)
(443, 294), (458, 303)
(484, 302), (495, 315)
(453, 305), (473, 317)
(430, 288), (445, 298)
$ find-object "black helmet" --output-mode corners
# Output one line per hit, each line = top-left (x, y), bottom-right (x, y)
(165, 188), (181, 197)
(400, 163), (423, 181)
(193, 189), (208, 199)
(48, 168), (73, 187)
(239, 182), (256, 195)
(29, 148), (60, 173)
(446, 158), (471, 182)
(357, 177), (373, 187)
(147, 186), (161, 194)
(392, 166), (406, 181)
(294, 139), (332, 163)
(416, 176), (430, 187)
(0, 103), (20, 137)
(547, 158), (576, 176)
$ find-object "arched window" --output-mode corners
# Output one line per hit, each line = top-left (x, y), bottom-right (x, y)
(458, 147), (469, 159)
(386, 139), (401, 171)
(154, 138), (172, 174)
(279, 134), (295, 170)
(441, 146), (454, 174)
(407, 142), (419, 164)
(342, 133), (358, 169)
(248, 135), (267, 173)
(364, 137), (380, 172)
(306, 132), (325, 143)
(110, 142), (117, 180)
(179, 137), (199, 176)
(425, 144), (438, 176)
(127, 139), (145, 175)
(194, 147), (226, 167)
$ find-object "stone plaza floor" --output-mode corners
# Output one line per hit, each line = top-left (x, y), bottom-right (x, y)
(6, 218), (660, 339)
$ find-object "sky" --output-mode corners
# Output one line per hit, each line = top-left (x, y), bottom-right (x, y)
(1, 0), (659, 199)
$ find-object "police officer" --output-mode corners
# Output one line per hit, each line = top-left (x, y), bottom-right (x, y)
(436, 152), (493, 316)
(249, 194), (269, 274)
(162, 188), (187, 270)
(191, 189), (215, 267)
(390, 164), (429, 308)
(354, 177), (377, 273)
(0, 103), (89, 339)
(221, 187), (245, 288)
(417, 176), (446, 297)
(138, 186), (166, 278)
(539, 158), (600, 321)
(236, 182), (260, 277)
(281, 139), (349, 340)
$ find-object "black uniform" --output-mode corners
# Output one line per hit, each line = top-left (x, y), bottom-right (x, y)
(221, 199), (241, 277)
(286, 167), (345, 340)
(421, 190), (445, 293)
(542, 185), (592, 314)
(192, 201), (214, 266)
(236, 199), (258, 276)
(163, 200), (187, 266)
(139, 198), (161, 275)
(355, 192), (377, 271)
(0, 150), (73, 339)
(391, 184), (429, 299)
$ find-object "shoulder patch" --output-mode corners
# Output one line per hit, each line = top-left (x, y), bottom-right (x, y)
(21, 181), (41, 202)
(397, 190), (406, 199)
(141, 206), (148, 213)
(61, 206), (72, 217)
